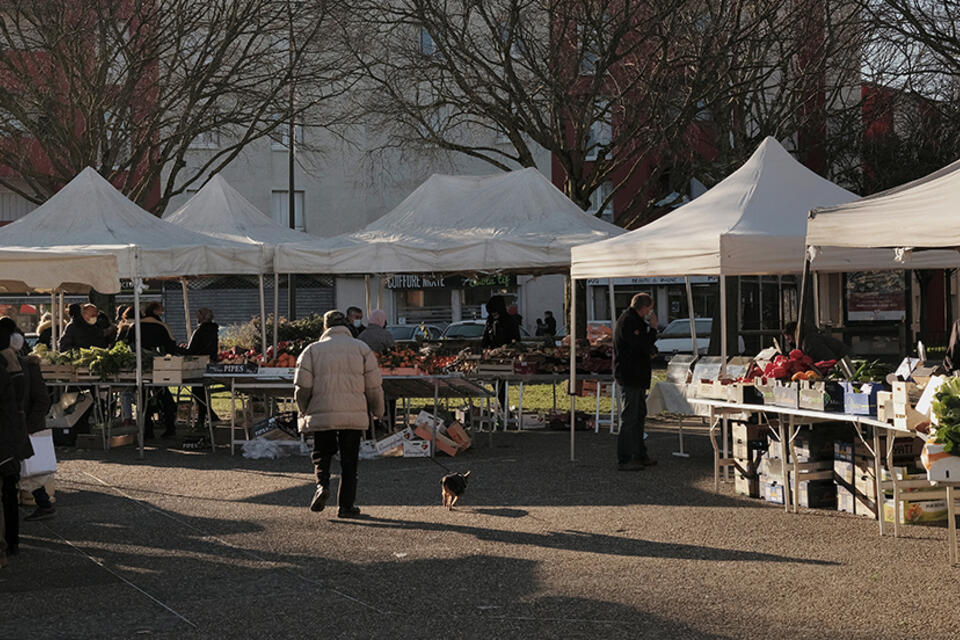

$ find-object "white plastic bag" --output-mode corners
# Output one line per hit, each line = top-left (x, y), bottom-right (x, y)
(21, 429), (57, 477)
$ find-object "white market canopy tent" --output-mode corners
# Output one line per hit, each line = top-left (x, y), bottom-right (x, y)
(275, 168), (624, 275)
(571, 137), (862, 279)
(163, 174), (314, 272)
(0, 167), (262, 279)
(807, 155), (960, 260)
(0, 248), (120, 294)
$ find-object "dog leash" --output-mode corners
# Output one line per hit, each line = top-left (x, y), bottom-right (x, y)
(422, 454), (453, 474)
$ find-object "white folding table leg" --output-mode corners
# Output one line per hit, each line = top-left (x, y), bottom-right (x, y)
(873, 427), (885, 536)
(947, 485), (957, 565)
(594, 382), (600, 433)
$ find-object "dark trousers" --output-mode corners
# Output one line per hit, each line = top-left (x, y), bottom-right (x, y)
(191, 386), (218, 425)
(32, 485), (52, 509)
(312, 430), (362, 510)
(617, 385), (648, 464)
(1, 472), (20, 551)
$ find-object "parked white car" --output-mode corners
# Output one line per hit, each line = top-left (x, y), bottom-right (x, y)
(655, 318), (713, 356)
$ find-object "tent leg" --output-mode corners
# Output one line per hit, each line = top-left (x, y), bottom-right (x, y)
(181, 278), (192, 338)
(796, 253), (811, 346)
(813, 271), (821, 330)
(364, 275), (371, 314)
(720, 277), (728, 480)
(134, 279), (144, 459)
(273, 272), (279, 356)
(51, 292), (58, 353)
(607, 280), (618, 433)
(377, 276), (383, 309)
(569, 276), (577, 462)
(673, 277), (696, 458)
(259, 274), (267, 357)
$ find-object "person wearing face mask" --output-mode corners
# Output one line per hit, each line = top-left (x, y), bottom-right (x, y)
(346, 306), (365, 339)
(0, 324), (32, 561)
(58, 303), (108, 351)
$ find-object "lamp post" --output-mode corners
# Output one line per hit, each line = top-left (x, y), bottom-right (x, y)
(287, 0), (297, 321)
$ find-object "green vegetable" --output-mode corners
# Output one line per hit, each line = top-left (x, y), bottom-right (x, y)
(932, 377), (960, 456)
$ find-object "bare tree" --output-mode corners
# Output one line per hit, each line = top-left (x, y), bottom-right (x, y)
(343, 0), (854, 228)
(0, 0), (356, 212)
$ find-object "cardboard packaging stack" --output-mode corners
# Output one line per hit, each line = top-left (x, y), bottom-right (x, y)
(372, 411), (473, 458)
(835, 435), (925, 518)
(761, 427), (837, 509)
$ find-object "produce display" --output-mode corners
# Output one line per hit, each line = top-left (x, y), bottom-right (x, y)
(738, 349), (836, 382)
(33, 342), (148, 379)
(931, 377), (960, 456)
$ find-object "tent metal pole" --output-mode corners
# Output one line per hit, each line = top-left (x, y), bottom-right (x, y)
(673, 277), (697, 458)
(377, 275), (383, 309)
(796, 252), (811, 347)
(569, 275), (577, 462)
(181, 278), (192, 338)
(364, 275), (371, 315)
(720, 276), (729, 481)
(134, 277), (144, 459)
(50, 292), (58, 353)
(259, 274), (268, 357)
(813, 271), (821, 329)
(273, 271), (279, 356)
(607, 280), (617, 434)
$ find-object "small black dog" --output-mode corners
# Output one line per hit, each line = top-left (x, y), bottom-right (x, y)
(440, 471), (471, 509)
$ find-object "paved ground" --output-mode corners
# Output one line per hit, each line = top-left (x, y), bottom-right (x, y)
(2, 424), (958, 639)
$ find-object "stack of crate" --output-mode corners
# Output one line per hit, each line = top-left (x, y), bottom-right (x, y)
(835, 434), (926, 518)
(732, 421), (767, 498)
(760, 426), (838, 508)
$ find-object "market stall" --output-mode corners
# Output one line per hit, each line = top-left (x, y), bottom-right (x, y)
(270, 168), (624, 442)
(163, 174), (318, 353)
(806, 155), (960, 563)
(0, 168), (263, 455)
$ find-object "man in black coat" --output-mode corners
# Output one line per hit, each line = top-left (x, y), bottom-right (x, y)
(59, 304), (109, 351)
(543, 310), (557, 336)
(132, 302), (180, 438)
(481, 296), (521, 349)
(187, 308), (219, 427)
(614, 293), (659, 471)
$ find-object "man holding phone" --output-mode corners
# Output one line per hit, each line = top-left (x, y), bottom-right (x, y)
(613, 292), (659, 471)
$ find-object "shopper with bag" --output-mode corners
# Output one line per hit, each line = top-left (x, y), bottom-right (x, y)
(0, 325), (33, 559)
(19, 344), (54, 521)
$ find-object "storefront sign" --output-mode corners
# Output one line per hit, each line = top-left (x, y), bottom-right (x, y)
(586, 276), (717, 286)
(846, 271), (906, 321)
(387, 274), (517, 289)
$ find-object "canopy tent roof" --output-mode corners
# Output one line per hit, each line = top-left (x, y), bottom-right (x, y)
(163, 174), (313, 271)
(275, 168), (623, 275)
(571, 137), (866, 278)
(808, 156), (960, 258)
(0, 168), (262, 279)
(0, 249), (120, 294)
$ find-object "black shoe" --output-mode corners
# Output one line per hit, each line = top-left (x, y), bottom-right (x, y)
(337, 506), (362, 518)
(639, 458), (658, 467)
(310, 486), (328, 512)
(24, 506), (57, 521)
(617, 461), (645, 471)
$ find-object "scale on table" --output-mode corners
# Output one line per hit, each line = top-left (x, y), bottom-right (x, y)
(666, 354), (697, 384)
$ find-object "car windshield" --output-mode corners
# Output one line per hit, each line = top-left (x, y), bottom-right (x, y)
(387, 326), (416, 340)
(659, 318), (712, 338)
(444, 324), (485, 338)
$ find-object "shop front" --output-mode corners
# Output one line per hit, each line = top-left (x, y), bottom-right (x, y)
(389, 274), (519, 328)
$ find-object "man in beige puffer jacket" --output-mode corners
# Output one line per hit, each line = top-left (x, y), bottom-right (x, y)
(295, 310), (384, 518)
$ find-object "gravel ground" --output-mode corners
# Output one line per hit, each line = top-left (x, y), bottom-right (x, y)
(2, 424), (958, 640)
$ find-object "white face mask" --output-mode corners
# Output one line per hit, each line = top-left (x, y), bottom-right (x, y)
(352, 319), (362, 328)
(85, 315), (98, 325)
(9, 333), (24, 351)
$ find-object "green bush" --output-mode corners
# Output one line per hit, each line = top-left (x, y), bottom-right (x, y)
(219, 313), (327, 351)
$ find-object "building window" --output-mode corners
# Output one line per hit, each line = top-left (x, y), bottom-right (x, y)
(272, 121), (304, 151)
(587, 182), (614, 222)
(586, 101), (612, 161)
(271, 189), (304, 231)
(189, 130), (220, 150)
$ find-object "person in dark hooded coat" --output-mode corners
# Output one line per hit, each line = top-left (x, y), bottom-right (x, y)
(0, 325), (32, 559)
(481, 296), (520, 349)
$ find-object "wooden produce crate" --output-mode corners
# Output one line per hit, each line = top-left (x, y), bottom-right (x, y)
(727, 382), (763, 405)
(379, 366), (420, 377)
(39, 363), (76, 381)
(892, 381), (929, 432)
(797, 380), (844, 412)
(74, 367), (100, 382)
(513, 360), (539, 375)
(771, 381), (799, 409)
(754, 380), (776, 405)
(152, 355), (209, 384)
(694, 379), (730, 400)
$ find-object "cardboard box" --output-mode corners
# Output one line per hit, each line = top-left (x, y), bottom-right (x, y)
(921, 439), (960, 482)
(834, 460), (855, 490)
(414, 410), (444, 432)
(251, 415), (298, 441)
(375, 427), (415, 455)
(883, 498), (948, 525)
(402, 439), (432, 457)
(413, 423), (462, 456)
(762, 479), (835, 508)
(876, 391), (895, 423)
(797, 380), (844, 412)
(854, 436), (924, 461)
(445, 421), (472, 449)
(771, 382), (799, 408)
(841, 382), (882, 416)
(837, 485), (876, 517)
(359, 439), (377, 460)
(152, 355), (209, 383)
